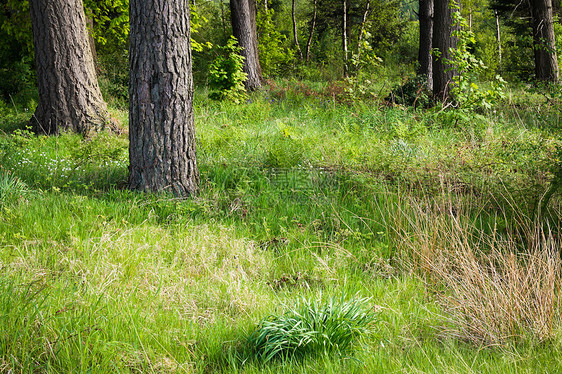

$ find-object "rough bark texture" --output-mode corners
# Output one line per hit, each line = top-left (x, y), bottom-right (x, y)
(129, 0), (199, 196)
(230, 0), (263, 90)
(418, 0), (434, 91)
(530, 0), (559, 82)
(29, 0), (109, 135)
(432, 0), (459, 101)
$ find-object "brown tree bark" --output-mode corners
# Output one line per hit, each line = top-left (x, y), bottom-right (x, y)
(129, 0), (199, 196)
(230, 0), (263, 90)
(418, 0), (434, 91)
(29, 0), (109, 135)
(530, 0), (559, 82)
(432, 0), (459, 101)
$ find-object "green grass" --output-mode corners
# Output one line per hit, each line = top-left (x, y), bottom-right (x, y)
(0, 84), (561, 372)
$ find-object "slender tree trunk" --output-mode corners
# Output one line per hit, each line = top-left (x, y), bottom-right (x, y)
(129, 0), (199, 196)
(29, 0), (109, 135)
(495, 10), (502, 72)
(432, 0), (459, 101)
(305, 0), (317, 63)
(220, 0), (227, 39)
(230, 0), (263, 90)
(342, 0), (349, 77)
(292, 0), (303, 60)
(418, 0), (434, 90)
(355, 0), (371, 75)
(530, 0), (559, 82)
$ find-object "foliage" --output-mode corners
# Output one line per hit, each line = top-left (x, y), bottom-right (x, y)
(208, 36), (247, 103)
(190, 5), (213, 53)
(83, 0), (129, 47)
(0, 0), (35, 104)
(444, 3), (505, 109)
(256, 4), (295, 77)
(248, 294), (376, 362)
(387, 74), (432, 108)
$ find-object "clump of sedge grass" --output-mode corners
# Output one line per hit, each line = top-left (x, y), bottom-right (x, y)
(390, 190), (562, 345)
(0, 170), (31, 204)
(248, 294), (376, 362)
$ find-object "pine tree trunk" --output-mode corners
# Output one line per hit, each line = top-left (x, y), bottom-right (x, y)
(418, 0), (433, 91)
(432, 0), (459, 101)
(230, 0), (263, 90)
(29, 0), (109, 135)
(129, 0), (199, 196)
(530, 0), (559, 82)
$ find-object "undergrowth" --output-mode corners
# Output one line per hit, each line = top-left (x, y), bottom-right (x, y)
(0, 83), (560, 372)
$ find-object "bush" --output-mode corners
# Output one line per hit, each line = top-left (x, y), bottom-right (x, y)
(208, 37), (247, 103)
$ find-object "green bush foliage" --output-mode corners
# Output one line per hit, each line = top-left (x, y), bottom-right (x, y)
(208, 37), (247, 103)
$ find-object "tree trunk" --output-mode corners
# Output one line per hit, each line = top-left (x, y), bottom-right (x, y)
(230, 0), (263, 90)
(129, 0), (199, 196)
(432, 0), (459, 101)
(305, 0), (317, 63)
(495, 10), (502, 72)
(418, 0), (434, 90)
(29, 0), (109, 135)
(342, 0), (349, 77)
(292, 0), (304, 60)
(86, 16), (100, 74)
(355, 0), (371, 75)
(530, 0), (559, 82)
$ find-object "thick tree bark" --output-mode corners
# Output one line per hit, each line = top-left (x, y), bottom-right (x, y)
(29, 0), (109, 135)
(305, 0), (317, 63)
(432, 0), (459, 101)
(129, 0), (199, 196)
(530, 0), (559, 82)
(230, 0), (263, 90)
(292, 0), (304, 60)
(418, 0), (434, 91)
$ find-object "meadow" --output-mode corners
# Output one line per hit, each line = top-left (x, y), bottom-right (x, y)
(0, 81), (561, 373)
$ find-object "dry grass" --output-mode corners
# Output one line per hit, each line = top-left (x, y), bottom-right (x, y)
(388, 190), (562, 345)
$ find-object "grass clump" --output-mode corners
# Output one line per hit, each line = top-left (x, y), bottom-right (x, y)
(248, 294), (376, 362)
(391, 191), (562, 346)
(0, 171), (31, 205)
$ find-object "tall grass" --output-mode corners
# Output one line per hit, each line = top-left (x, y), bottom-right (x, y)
(387, 188), (562, 345)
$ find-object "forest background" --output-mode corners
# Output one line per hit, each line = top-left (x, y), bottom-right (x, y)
(1, 0), (562, 372)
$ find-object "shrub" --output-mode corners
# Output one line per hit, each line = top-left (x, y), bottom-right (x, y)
(248, 294), (376, 362)
(208, 37), (247, 103)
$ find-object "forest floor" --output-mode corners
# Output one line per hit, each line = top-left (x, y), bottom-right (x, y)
(0, 81), (561, 373)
